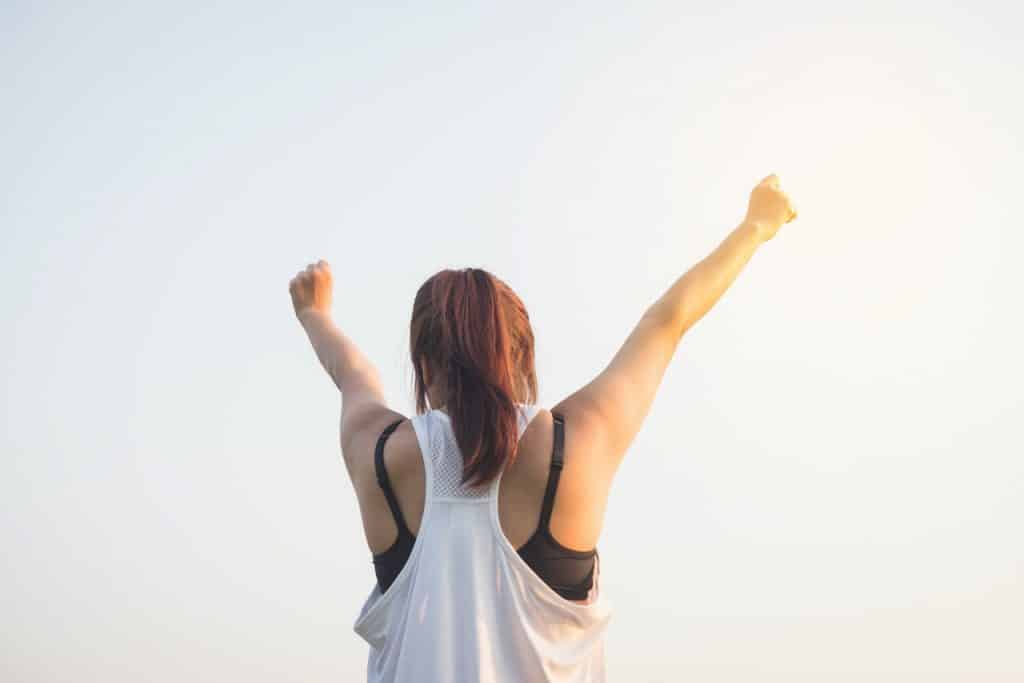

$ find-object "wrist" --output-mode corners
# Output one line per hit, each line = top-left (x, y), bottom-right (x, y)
(738, 218), (769, 245)
(297, 307), (332, 327)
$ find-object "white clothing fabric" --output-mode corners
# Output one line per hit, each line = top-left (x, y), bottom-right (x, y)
(353, 402), (613, 682)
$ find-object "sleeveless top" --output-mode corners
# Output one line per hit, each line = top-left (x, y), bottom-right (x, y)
(370, 407), (599, 601)
(353, 403), (614, 682)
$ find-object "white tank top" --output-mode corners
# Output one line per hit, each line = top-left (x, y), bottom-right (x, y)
(353, 402), (613, 682)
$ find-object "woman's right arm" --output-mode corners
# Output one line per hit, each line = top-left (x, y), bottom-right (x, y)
(553, 174), (798, 475)
(648, 173), (798, 339)
(646, 217), (764, 340)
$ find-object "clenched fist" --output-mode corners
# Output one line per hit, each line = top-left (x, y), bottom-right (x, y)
(744, 174), (798, 242)
(289, 259), (333, 321)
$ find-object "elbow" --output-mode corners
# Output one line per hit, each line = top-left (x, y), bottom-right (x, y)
(644, 303), (689, 342)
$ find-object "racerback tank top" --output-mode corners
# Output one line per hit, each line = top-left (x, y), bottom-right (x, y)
(370, 406), (599, 600)
(353, 403), (613, 682)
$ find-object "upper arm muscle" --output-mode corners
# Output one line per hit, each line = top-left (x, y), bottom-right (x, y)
(552, 310), (681, 476)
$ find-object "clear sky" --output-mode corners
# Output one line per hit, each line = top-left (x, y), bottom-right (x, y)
(3, 2), (1022, 680)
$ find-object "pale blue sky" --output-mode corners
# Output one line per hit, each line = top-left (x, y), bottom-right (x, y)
(3, 2), (1022, 680)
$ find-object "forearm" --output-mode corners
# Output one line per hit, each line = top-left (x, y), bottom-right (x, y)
(647, 219), (764, 339)
(298, 309), (383, 396)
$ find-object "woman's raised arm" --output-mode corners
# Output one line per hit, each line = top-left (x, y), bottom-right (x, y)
(552, 174), (798, 477)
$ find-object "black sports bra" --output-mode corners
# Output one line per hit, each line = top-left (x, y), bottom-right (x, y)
(370, 411), (598, 602)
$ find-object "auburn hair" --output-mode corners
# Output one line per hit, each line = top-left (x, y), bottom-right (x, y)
(409, 268), (538, 488)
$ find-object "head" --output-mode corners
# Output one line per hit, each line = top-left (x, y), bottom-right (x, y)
(410, 267), (538, 488)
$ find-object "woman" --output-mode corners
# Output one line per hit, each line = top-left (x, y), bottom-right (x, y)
(288, 174), (797, 682)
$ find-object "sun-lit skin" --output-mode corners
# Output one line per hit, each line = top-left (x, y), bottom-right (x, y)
(288, 173), (796, 490)
(649, 174), (797, 340)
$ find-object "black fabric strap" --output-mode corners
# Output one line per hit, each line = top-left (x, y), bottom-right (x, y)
(374, 418), (412, 539)
(537, 411), (565, 530)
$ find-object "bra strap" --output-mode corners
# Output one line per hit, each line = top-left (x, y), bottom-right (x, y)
(536, 411), (565, 530)
(374, 418), (413, 539)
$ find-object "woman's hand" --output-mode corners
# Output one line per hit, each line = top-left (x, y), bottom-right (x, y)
(743, 174), (798, 243)
(289, 259), (334, 322)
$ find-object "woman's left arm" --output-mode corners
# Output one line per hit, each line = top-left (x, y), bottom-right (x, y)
(289, 260), (389, 451)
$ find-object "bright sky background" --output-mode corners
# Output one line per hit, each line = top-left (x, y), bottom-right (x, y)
(3, 2), (1022, 681)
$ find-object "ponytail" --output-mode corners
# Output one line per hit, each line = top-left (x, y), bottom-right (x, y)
(410, 268), (538, 487)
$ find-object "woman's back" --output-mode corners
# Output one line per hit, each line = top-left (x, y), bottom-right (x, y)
(360, 405), (614, 582)
(353, 403), (613, 682)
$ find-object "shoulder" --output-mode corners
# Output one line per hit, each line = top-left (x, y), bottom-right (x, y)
(507, 407), (557, 482)
(341, 404), (416, 486)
